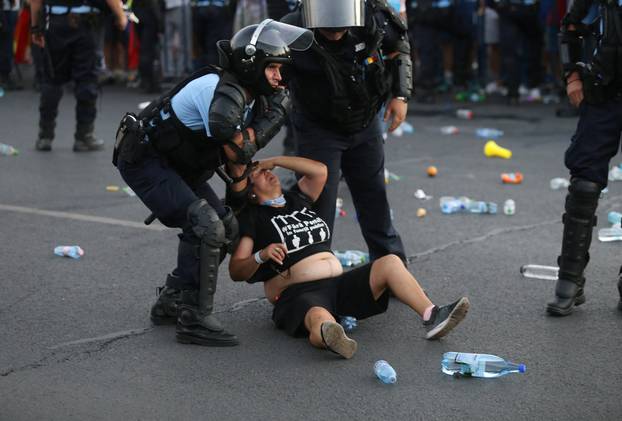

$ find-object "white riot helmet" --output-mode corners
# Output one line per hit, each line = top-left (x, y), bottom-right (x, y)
(301, 0), (365, 29)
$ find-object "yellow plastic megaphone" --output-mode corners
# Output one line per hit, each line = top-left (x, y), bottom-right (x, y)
(484, 140), (512, 159)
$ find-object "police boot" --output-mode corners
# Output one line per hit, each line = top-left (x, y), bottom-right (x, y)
(547, 178), (600, 316)
(617, 267), (622, 311)
(73, 124), (104, 152)
(150, 274), (182, 325)
(35, 122), (55, 151)
(175, 290), (239, 346)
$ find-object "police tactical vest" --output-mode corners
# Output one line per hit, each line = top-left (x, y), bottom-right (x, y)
(138, 66), (243, 186)
(588, 0), (622, 90)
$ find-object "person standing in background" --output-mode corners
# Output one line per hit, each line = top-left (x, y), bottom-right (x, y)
(192, 0), (235, 70)
(0, 0), (23, 90)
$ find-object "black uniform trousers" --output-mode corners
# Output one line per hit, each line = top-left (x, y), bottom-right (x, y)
(565, 97), (622, 187)
(292, 111), (406, 262)
(192, 5), (232, 70)
(498, 6), (543, 97)
(39, 14), (99, 134)
(118, 151), (226, 291)
(134, 3), (162, 91)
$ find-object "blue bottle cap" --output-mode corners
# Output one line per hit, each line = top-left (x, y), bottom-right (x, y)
(518, 364), (526, 373)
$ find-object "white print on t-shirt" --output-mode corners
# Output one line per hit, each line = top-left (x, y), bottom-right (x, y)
(270, 207), (330, 253)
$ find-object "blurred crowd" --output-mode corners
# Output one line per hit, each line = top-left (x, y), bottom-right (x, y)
(0, 0), (568, 103)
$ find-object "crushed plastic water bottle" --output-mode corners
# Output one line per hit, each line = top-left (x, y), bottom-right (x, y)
(503, 199), (516, 215)
(476, 128), (504, 139)
(520, 264), (558, 280)
(374, 360), (397, 384)
(608, 211), (622, 225)
(441, 352), (525, 378)
(384, 169), (401, 184)
(550, 177), (570, 190)
(335, 197), (347, 218)
(456, 109), (473, 120)
(440, 126), (459, 135)
(340, 316), (357, 332)
(414, 189), (432, 200)
(333, 250), (369, 267)
(0, 142), (19, 156)
(122, 186), (137, 197)
(600, 187), (609, 198)
(500, 172), (523, 184)
(608, 166), (622, 181)
(440, 196), (497, 214)
(598, 224), (622, 242)
(54, 246), (85, 259)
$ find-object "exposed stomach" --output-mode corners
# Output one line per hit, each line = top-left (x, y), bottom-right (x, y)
(263, 252), (343, 304)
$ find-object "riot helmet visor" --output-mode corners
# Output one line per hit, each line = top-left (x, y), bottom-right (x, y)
(301, 0), (365, 29)
(244, 19), (314, 55)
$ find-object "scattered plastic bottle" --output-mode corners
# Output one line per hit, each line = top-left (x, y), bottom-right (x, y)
(608, 211), (622, 226)
(414, 189), (432, 200)
(608, 166), (622, 181)
(374, 360), (397, 384)
(335, 197), (347, 218)
(600, 187), (609, 199)
(384, 168), (401, 184)
(476, 128), (504, 139)
(441, 352), (526, 378)
(333, 250), (369, 267)
(456, 109), (473, 120)
(440, 126), (459, 135)
(598, 224), (622, 242)
(550, 177), (570, 190)
(501, 172), (523, 184)
(503, 199), (516, 215)
(340, 316), (357, 332)
(0, 142), (19, 156)
(520, 264), (558, 280)
(440, 196), (497, 215)
(54, 246), (85, 259)
(122, 186), (136, 197)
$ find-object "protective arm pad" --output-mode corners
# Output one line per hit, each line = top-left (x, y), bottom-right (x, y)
(208, 82), (247, 143)
(559, 29), (585, 77)
(250, 89), (291, 150)
(391, 52), (413, 99)
(562, 0), (594, 28)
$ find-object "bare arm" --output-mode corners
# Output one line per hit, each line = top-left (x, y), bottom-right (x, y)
(105, 0), (128, 30)
(229, 237), (287, 281)
(257, 156), (327, 202)
(30, 0), (45, 47)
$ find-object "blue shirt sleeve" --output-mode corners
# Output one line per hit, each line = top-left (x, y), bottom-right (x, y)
(170, 73), (220, 136)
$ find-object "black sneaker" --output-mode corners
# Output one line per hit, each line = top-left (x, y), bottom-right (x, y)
(320, 321), (357, 359)
(35, 138), (53, 151)
(73, 135), (104, 152)
(424, 297), (470, 340)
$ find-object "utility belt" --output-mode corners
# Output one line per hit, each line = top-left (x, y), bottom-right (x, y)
(45, 5), (100, 15)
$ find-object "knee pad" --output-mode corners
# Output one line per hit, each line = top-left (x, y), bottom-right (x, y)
(566, 178), (601, 220)
(187, 199), (226, 248)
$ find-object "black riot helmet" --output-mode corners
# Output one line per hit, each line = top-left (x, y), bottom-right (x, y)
(217, 19), (313, 95)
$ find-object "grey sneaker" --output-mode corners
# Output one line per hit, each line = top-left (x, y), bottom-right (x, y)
(424, 297), (470, 340)
(320, 321), (357, 359)
(73, 135), (104, 152)
(35, 138), (53, 151)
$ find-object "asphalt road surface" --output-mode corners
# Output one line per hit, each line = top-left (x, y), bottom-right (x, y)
(1, 85), (621, 420)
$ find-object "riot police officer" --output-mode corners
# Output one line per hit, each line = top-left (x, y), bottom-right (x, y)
(282, 0), (412, 262)
(113, 21), (313, 345)
(547, 0), (622, 315)
(30, 0), (127, 151)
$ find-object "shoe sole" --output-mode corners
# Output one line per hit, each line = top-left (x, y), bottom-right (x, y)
(426, 297), (470, 340)
(176, 333), (239, 347)
(320, 321), (357, 359)
(546, 293), (586, 316)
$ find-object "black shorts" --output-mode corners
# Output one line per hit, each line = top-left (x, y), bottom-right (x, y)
(271, 264), (390, 337)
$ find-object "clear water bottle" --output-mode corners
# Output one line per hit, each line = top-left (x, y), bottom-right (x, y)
(598, 225), (622, 242)
(549, 177), (570, 190)
(503, 199), (516, 215)
(340, 316), (357, 332)
(456, 109), (473, 120)
(333, 250), (369, 267)
(374, 360), (397, 384)
(520, 264), (558, 280)
(608, 166), (622, 182)
(440, 196), (466, 214)
(608, 211), (622, 226)
(476, 128), (504, 139)
(441, 352), (526, 378)
(0, 142), (19, 156)
(440, 126), (459, 135)
(467, 199), (497, 214)
(54, 245), (85, 259)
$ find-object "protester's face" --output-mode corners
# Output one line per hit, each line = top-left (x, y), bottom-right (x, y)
(264, 63), (283, 89)
(250, 168), (281, 197)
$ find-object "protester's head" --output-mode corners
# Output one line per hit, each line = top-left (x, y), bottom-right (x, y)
(301, 0), (364, 38)
(218, 20), (313, 96)
(248, 167), (282, 204)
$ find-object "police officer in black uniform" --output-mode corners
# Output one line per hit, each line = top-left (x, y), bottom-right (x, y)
(30, 0), (127, 151)
(113, 20), (313, 345)
(192, 0), (236, 70)
(282, 0), (412, 262)
(547, 0), (622, 316)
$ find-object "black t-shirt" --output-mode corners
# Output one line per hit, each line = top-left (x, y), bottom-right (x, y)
(237, 187), (332, 283)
